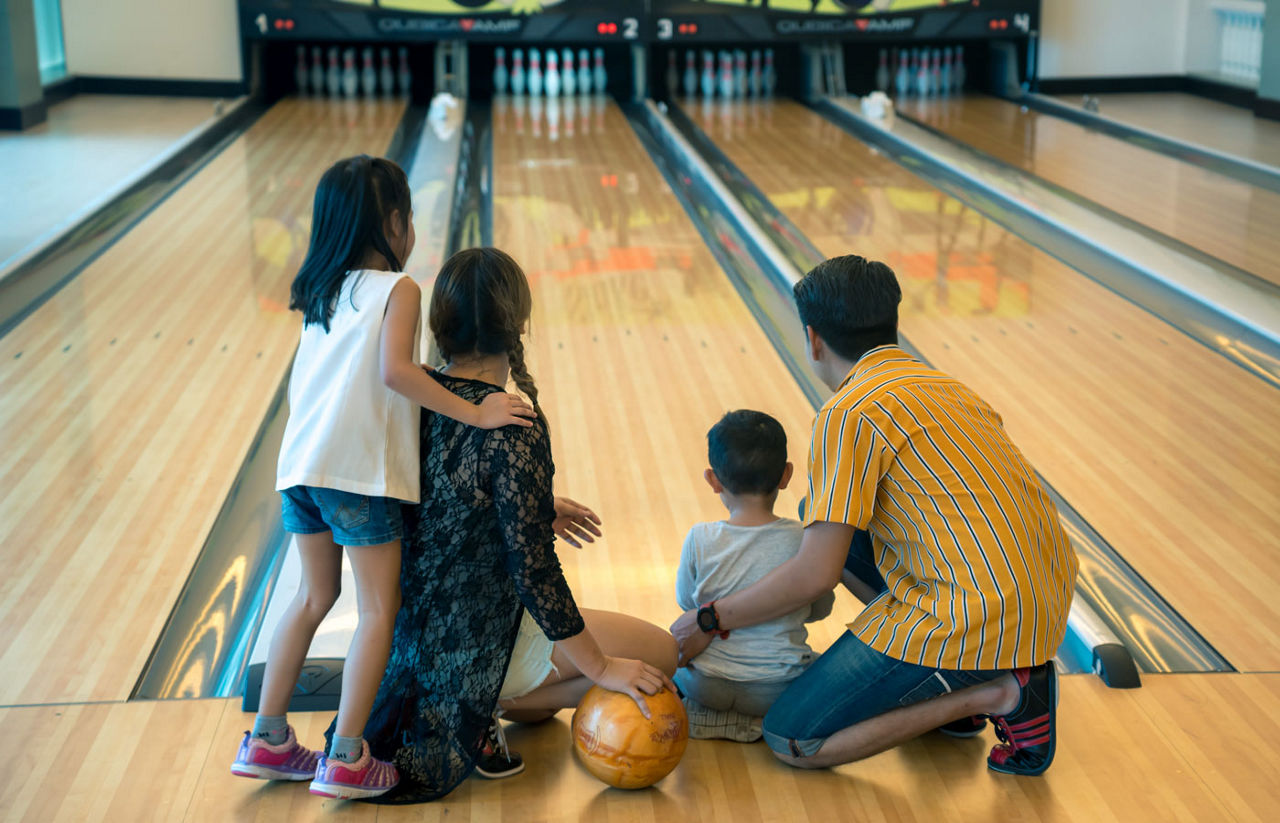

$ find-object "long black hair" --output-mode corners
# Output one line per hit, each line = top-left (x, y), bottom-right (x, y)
(289, 155), (412, 330)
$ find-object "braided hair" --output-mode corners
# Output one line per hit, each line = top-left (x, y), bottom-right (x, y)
(429, 247), (541, 417)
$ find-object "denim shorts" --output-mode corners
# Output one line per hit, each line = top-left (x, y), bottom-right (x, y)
(279, 485), (404, 547)
(760, 525), (1004, 758)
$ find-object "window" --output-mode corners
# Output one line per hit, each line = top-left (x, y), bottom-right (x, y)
(33, 0), (67, 84)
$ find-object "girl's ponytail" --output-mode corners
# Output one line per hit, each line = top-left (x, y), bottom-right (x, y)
(290, 155), (412, 330)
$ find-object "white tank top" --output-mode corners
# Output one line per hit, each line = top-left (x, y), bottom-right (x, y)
(276, 270), (421, 502)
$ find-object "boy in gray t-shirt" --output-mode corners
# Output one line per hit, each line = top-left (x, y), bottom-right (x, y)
(675, 411), (834, 742)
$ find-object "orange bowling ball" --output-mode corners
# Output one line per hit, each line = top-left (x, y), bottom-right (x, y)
(571, 685), (689, 789)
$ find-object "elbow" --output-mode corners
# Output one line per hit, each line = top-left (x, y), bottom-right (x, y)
(382, 364), (408, 392)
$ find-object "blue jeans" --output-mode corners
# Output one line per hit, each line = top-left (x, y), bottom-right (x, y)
(279, 485), (404, 547)
(674, 667), (794, 717)
(759, 523), (1005, 758)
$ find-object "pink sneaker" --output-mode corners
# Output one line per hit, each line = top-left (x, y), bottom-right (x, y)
(230, 727), (321, 781)
(309, 740), (399, 800)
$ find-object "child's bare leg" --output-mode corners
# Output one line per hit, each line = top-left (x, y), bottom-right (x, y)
(333, 540), (401, 741)
(257, 533), (343, 720)
(501, 608), (676, 722)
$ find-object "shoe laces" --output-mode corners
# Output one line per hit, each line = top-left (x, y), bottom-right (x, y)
(487, 710), (511, 759)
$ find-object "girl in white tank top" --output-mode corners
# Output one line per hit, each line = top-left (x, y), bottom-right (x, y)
(231, 156), (535, 801)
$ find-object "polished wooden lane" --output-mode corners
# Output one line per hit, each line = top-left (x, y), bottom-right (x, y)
(0, 98), (406, 705)
(482, 96), (864, 654)
(897, 95), (1280, 285)
(1050, 92), (1280, 169)
(685, 99), (1280, 671)
(4, 674), (1277, 821)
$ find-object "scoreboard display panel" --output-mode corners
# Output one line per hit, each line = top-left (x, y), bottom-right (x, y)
(240, 0), (648, 43)
(649, 0), (1040, 42)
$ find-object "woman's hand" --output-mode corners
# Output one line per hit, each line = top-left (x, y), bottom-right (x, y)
(475, 392), (536, 429)
(553, 497), (602, 548)
(670, 609), (713, 668)
(594, 656), (676, 719)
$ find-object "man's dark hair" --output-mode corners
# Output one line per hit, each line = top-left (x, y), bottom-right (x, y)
(707, 410), (788, 496)
(793, 255), (901, 362)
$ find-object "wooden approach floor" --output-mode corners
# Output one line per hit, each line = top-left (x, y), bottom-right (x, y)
(683, 99), (1280, 672)
(0, 94), (221, 269)
(0, 98), (407, 706)
(897, 95), (1280, 285)
(2, 674), (1277, 821)
(1049, 92), (1280, 169)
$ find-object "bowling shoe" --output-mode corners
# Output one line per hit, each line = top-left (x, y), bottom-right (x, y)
(309, 740), (400, 799)
(987, 663), (1059, 776)
(474, 715), (525, 779)
(230, 726), (321, 781)
(938, 715), (988, 738)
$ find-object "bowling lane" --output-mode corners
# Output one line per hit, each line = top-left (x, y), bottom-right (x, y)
(0, 98), (406, 705)
(487, 95), (862, 650)
(897, 95), (1280, 285)
(1050, 92), (1280, 169)
(688, 99), (1280, 670)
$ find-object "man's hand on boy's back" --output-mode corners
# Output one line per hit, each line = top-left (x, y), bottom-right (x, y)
(552, 497), (602, 548)
(670, 611), (713, 667)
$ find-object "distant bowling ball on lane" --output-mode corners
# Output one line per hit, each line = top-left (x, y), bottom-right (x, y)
(571, 685), (689, 789)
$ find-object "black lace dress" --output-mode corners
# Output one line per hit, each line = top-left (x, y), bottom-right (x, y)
(325, 373), (586, 804)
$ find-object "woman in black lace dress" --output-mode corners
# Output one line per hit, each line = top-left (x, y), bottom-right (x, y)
(339, 247), (678, 803)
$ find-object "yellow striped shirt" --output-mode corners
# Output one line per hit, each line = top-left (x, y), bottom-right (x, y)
(805, 346), (1077, 671)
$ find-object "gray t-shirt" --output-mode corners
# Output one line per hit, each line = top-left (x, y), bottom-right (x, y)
(676, 518), (835, 683)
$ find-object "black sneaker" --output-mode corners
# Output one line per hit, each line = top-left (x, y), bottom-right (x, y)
(473, 714), (525, 779)
(938, 715), (988, 738)
(987, 663), (1059, 776)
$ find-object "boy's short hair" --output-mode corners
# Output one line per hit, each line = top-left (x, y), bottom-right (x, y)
(708, 410), (788, 496)
(793, 255), (901, 362)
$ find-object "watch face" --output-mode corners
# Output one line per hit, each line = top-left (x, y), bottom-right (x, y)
(697, 608), (716, 632)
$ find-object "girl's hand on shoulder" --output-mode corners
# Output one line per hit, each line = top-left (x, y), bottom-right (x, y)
(553, 497), (602, 548)
(595, 656), (676, 719)
(476, 391), (536, 429)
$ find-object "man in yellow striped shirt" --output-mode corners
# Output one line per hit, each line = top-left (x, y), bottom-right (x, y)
(672, 255), (1078, 776)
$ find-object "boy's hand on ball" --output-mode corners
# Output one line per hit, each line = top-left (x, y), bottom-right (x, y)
(553, 497), (603, 547)
(475, 391), (537, 428)
(596, 657), (674, 718)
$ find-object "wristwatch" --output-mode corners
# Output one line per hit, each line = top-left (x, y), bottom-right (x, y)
(697, 602), (730, 638)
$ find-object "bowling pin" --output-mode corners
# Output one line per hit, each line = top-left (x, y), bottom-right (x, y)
(511, 48), (526, 95)
(940, 47), (953, 97)
(562, 48), (576, 96)
(311, 47), (325, 95)
(341, 49), (358, 98)
(915, 48), (930, 97)
(763, 48), (776, 97)
(593, 48), (606, 96)
(666, 50), (679, 98)
(578, 48), (591, 94)
(684, 51), (697, 98)
(700, 50), (715, 98)
(529, 48), (543, 96)
(895, 49), (910, 98)
(545, 49), (560, 97)
(494, 46), (508, 95)
(379, 48), (394, 96)
(954, 45), (966, 94)
(875, 49), (890, 93)
(718, 51), (734, 98)
(361, 47), (377, 96)
(931, 48), (942, 97)
(326, 47), (341, 96)
(735, 50), (748, 98)
(749, 50), (762, 97)
(295, 46), (309, 94)
(397, 46), (411, 96)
